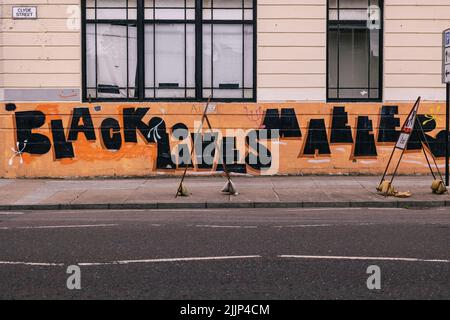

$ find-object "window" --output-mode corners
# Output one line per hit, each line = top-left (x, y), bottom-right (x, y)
(327, 0), (383, 102)
(83, 0), (256, 102)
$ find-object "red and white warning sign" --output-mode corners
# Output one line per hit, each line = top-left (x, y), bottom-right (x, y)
(395, 99), (421, 150)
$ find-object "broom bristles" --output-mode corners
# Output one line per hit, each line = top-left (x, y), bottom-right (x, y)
(222, 180), (238, 196)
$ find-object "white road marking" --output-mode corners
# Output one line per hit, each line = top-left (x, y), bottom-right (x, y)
(0, 212), (25, 215)
(274, 223), (379, 228)
(279, 255), (450, 263)
(78, 255), (262, 266)
(274, 224), (335, 228)
(0, 224), (118, 230)
(195, 225), (258, 229)
(2, 254), (448, 268)
(364, 208), (404, 210)
(0, 261), (64, 267)
(149, 209), (227, 212)
(280, 208), (411, 213)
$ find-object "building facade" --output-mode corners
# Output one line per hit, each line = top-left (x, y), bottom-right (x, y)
(0, 0), (450, 178)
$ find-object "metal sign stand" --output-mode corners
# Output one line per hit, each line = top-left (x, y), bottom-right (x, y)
(380, 97), (421, 187)
(379, 96), (447, 194)
(175, 97), (236, 198)
(416, 118), (446, 189)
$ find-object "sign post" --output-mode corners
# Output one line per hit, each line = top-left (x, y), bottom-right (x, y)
(443, 29), (450, 186)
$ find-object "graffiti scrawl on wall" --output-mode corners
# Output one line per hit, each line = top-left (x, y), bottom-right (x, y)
(0, 102), (447, 178)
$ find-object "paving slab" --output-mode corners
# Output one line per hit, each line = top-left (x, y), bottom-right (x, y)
(38, 189), (86, 205)
(70, 189), (135, 205)
(0, 176), (449, 210)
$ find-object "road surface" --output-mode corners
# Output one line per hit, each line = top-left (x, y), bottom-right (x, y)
(0, 207), (448, 299)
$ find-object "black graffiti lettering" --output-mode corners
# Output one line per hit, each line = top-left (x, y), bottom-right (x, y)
(194, 132), (218, 169)
(246, 130), (272, 170)
(223, 137), (240, 165)
(68, 108), (96, 141)
(149, 117), (176, 170)
(427, 130), (447, 158)
(217, 137), (246, 173)
(50, 120), (74, 159)
(123, 108), (151, 143)
(354, 116), (377, 157)
(262, 108), (301, 138)
(330, 106), (353, 144)
(405, 115), (447, 158)
(303, 119), (331, 155)
(407, 115), (434, 150)
(15, 111), (51, 155)
(378, 106), (400, 143)
(11, 104), (449, 168)
(172, 124), (191, 168)
(280, 109), (302, 138)
(5, 103), (16, 112)
(177, 144), (192, 168)
(203, 133), (219, 169)
(100, 118), (122, 151)
(172, 123), (189, 138)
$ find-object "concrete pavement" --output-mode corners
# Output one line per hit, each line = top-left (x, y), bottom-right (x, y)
(1, 175), (450, 210)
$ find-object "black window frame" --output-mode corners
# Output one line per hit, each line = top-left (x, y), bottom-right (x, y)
(81, 0), (257, 103)
(326, 0), (384, 103)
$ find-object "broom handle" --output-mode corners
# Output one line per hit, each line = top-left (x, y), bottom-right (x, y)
(417, 118), (437, 180)
(390, 148), (407, 186)
(176, 97), (212, 197)
(203, 107), (233, 182)
(380, 147), (396, 185)
(422, 147), (437, 180)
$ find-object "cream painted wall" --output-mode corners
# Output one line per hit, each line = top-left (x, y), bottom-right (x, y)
(257, 0), (450, 103)
(0, 2), (4, 96)
(0, 0), (81, 101)
(384, 0), (450, 102)
(257, 0), (327, 102)
(1, 1), (450, 103)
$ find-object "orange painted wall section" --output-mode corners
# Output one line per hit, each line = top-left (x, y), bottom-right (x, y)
(0, 102), (446, 178)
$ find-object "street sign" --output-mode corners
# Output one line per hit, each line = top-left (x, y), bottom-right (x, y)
(12, 6), (37, 19)
(445, 48), (450, 64)
(395, 99), (420, 150)
(445, 65), (450, 83)
(443, 29), (450, 83)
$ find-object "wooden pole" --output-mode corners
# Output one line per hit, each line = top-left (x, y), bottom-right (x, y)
(175, 97), (211, 198)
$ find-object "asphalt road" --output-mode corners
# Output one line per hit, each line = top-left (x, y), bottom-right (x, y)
(0, 207), (448, 300)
